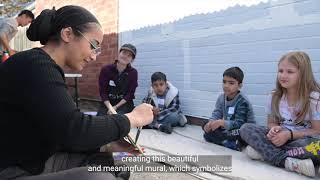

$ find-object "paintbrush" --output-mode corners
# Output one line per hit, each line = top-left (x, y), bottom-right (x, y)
(109, 109), (144, 155)
(135, 97), (153, 144)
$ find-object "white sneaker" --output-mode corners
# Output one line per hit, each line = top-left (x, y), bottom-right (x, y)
(285, 157), (315, 177)
(245, 146), (263, 161)
(178, 114), (188, 127)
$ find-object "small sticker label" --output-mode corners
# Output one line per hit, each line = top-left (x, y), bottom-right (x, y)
(109, 80), (116, 86)
(157, 99), (165, 106)
(228, 107), (235, 115)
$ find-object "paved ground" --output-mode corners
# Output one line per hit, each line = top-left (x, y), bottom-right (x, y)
(81, 108), (317, 180)
(125, 125), (318, 180)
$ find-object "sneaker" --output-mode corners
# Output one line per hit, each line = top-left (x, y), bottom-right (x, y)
(285, 157), (315, 177)
(245, 146), (263, 161)
(178, 114), (188, 127)
(142, 125), (153, 129)
(222, 140), (240, 151)
(159, 124), (173, 134)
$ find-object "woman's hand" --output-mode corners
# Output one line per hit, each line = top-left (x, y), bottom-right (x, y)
(125, 103), (153, 127)
(103, 139), (144, 155)
(9, 49), (17, 56)
(107, 109), (112, 115)
(269, 130), (290, 147)
(104, 101), (117, 115)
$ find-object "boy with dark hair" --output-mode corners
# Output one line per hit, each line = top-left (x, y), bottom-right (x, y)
(142, 72), (187, 134)
(0, 10), (34, 57)
(18, 10), (35, 20)
(202, 67), (255, 150)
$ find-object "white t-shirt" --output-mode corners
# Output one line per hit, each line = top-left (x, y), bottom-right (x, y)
(0, 18), (18, 51)
(266, 91), (320, 131)
(156, 95), (165, 111)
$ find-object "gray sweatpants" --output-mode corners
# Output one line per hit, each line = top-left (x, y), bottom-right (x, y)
(0, 152), (118, 180)
(240, 123), (320, 167)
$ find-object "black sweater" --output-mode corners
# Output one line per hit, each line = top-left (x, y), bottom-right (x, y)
(0, 48), (130, 174)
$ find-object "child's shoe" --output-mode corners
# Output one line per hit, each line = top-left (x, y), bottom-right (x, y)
(159, 124), (173, 134)
(285, 157), (315, 177)
(245, 146), (263, 161)
(222, 140), (241, 151)
(178, 114), (188, 127)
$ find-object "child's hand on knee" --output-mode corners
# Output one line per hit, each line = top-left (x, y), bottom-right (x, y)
(203, 121), (212, 133)
(204, 120), (223, 133)
(267, 126), (282, 139)
(269, 130), (290, 147)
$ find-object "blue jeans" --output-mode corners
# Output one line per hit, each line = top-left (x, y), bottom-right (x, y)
(149, 112), (183, 128)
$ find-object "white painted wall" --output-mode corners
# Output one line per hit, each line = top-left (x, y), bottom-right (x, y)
(119, 0), (320, 125)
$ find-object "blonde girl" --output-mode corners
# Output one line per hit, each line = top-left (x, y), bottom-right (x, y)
(240, 51), (320, 177)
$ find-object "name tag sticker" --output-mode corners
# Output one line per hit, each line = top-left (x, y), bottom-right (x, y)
(228, 107), (235, 115)
(109, 80), (116, 86)
(157, 99), (165, 106)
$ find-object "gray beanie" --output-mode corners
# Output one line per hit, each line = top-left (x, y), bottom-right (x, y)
(120, 44), (136, 59)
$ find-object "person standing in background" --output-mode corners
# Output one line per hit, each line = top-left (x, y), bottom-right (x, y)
(0, 10), (34, 58)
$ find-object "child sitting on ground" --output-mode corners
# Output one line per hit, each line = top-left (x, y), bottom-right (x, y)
(203, 67), (255, 151)
(240, 51), (320, 177)
(142, 72), (187, 134)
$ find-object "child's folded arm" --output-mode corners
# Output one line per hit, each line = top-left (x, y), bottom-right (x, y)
(202, 95), (224, 130)
(211, 94), (224, 120)
(212, 109), (223, 120)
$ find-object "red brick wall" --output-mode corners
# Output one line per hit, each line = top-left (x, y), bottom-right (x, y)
(35, 0), (118, 99)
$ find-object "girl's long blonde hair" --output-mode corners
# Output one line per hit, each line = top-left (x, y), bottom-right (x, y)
(271, 51), (320, 124)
